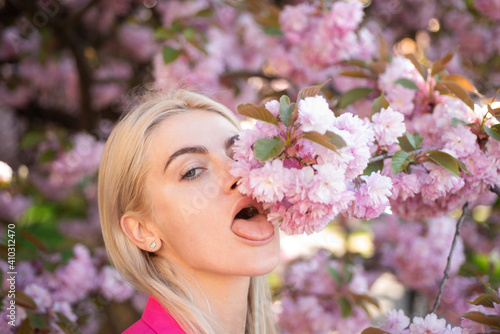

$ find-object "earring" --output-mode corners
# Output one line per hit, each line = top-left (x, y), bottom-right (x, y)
(150, 241), (157, 249)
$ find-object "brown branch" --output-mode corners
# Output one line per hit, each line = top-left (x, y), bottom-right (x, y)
(431, 201), (469, 313)
(490, 184), (500, 197)
(8, 0), (95, 131)
(61, 0), (100, 28)
(368, 148), (425, 164)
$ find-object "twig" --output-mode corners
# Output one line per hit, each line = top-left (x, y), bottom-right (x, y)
(368, 148), (425, 164)
(490, 184), (500, 197)
(368, 152), (394, 163)
(431, 201), (469, 313)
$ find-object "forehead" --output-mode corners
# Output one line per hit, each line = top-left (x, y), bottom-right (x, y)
(150, 109), (239, 151)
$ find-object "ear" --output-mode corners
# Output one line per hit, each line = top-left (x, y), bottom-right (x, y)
(120, 213), (161, 252)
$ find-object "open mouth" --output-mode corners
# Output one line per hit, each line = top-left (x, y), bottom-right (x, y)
(235, 206), (259, 220)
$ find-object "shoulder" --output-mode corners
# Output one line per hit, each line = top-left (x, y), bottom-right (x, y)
(123, 295), (186, 334)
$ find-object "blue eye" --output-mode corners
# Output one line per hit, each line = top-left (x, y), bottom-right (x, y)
(181, 167), (204, 181)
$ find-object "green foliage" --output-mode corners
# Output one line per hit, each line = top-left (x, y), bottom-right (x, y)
(426, 150), (469, 177)
(485, 124), (500, 142)
(337, 297), (352, 318)
(279, 95), (293, 127)
(394, 78), (419, 90)
(339, 87), (373, 109)
(391, 150), (412, 175)
(398, 132), (423, 151)
(253, 137), (284, 162)
(370, 93), (390, 119)
(364, 160), (384, 175)
(162, 46), (182, 64)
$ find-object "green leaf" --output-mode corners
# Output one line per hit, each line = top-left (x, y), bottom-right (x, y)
(339, 87), (373, 109)
(451, 117), (468, 126)
(391, 150), (412, 175)
(406, 132), (423, 150)
(426, 151), (469, 177)
(361, 328), (391, 334)
(462, 312), (500, 329)
(56, 312), (82, 334)
(364, 160), (384, 175)
(338, 297), (352, 318)
(39, 150), (57, 163)
(297, 80), (330, 102)
(370, 92), (390, 119)
(21, 131), (46, 148)
(302, 130), (347, 153)
(154, 28), (174, 40)
(279, 95), (292, 126)
(162, 46), (182, 64)
(485, 124), (500, 142)
(398, 134), (414, 151)
(195, 8), (214, 17)
(395, 78), (419, 90)
(28, 312), (48, 329)
(468, 294), (497, 308)
(237, 103), (278, 126)
(328, 266), (342, 285)
(263, 27), (283, 35)
(253, 137), (284, 162)
(435, 81), (474, 111)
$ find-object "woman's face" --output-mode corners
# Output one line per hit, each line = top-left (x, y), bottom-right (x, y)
(146, 110), (280, 278)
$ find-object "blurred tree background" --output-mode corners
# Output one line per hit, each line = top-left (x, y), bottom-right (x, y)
(1, 0), (499, 333)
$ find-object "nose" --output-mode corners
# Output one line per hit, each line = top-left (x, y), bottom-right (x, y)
(221, 155), (241, 193)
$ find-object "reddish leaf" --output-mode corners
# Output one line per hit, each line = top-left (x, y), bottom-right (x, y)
(435, 81), (474, 110)
(20, 230), (48, 254)
(339, 69), (372, 79)
(237, 103), (278, 126)
(405, 54), (427, 79)
(361, 328), (391, 334)
(462, 312), (500, 329)
(368, 61), (386, 74)
(441, 74), (482, 96)
(431, 49), (455, 75)
(302, 131), (346, 153)
(343, 58), (369, 69)
(16, 291), (37, 310)
(468, 294), (497, 308)
(297, 80), (330, 101)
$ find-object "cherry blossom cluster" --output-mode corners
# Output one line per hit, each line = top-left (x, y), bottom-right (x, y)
(371, 310), (463, 334)
(276, 249), (374, 333)
(231, 91), (402, 234)
(0, 244), (136, 334)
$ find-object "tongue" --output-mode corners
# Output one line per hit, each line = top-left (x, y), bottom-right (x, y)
(232, 216), (274, 241)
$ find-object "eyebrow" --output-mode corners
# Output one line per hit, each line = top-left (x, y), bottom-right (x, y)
(163, 134), (239, 173)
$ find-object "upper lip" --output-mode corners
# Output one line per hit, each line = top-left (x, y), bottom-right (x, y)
(231, 196), (266, 221)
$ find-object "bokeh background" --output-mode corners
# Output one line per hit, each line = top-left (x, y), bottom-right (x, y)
(1, 0), (499, 333)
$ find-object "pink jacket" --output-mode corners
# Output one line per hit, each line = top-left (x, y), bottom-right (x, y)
(123, 296), (186, 333)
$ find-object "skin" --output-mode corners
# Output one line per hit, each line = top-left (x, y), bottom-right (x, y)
(121, 110), (280, 333)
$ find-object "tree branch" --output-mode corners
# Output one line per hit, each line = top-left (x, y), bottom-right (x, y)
(431, 201), (469, 313)
(368, 148), (425, 164)
(490, 184), (500, 197)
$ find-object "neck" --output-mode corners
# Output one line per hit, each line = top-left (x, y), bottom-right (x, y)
(188, 271), (251, 334)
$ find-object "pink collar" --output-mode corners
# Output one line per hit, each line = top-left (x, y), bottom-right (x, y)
(141, 295), (186, 333)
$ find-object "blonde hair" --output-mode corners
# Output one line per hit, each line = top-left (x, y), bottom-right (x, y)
(98, 89), (277, 334)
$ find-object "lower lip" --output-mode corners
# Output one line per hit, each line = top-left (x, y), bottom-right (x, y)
(233, 229), (275, 246)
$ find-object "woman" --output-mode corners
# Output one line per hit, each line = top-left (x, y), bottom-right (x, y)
(98, 89), (280, 334)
